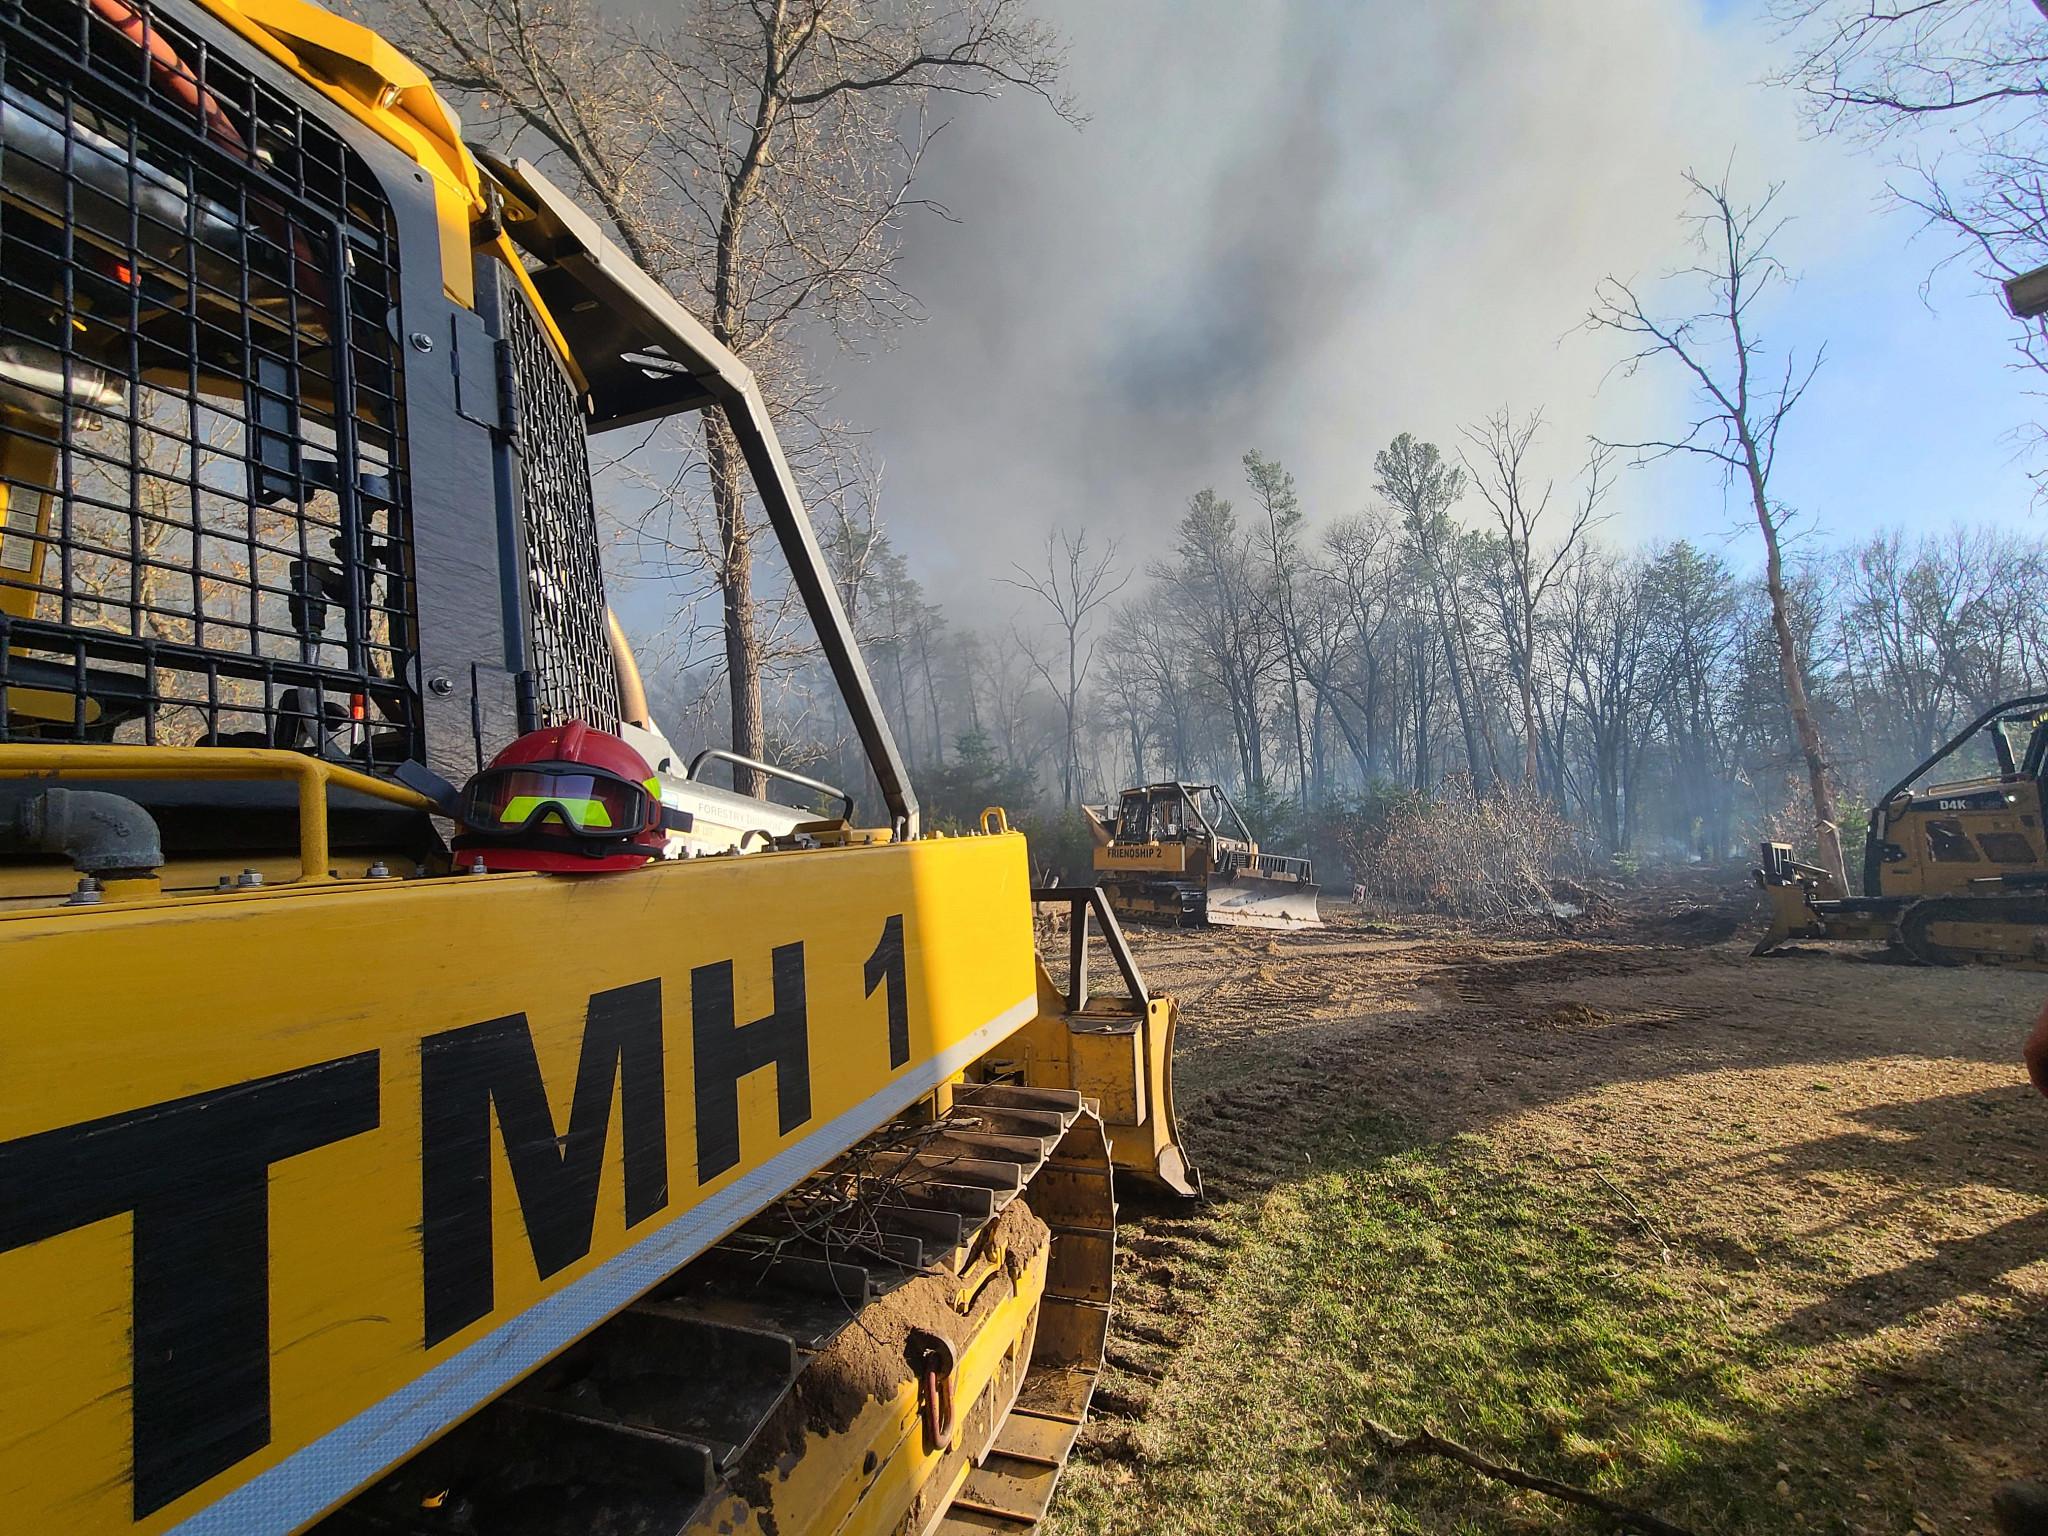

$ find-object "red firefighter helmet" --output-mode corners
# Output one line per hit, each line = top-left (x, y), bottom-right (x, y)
(455, 721), (667, 872)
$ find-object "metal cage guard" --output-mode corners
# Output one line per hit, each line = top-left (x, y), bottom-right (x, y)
(0, 0), (419, 765)
(478, 155), (920, 836)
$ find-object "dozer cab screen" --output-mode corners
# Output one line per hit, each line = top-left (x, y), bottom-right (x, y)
(1, 0), (420, 762)
(1115, 785), (1190, 844)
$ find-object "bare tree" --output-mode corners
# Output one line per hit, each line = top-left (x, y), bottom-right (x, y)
(1153, 489), (1285, 790)
(1319, 511), (1402, 781)
(365, 0), (1073, 792)
(1102, 591), (1196, 781)
(1460, 408), (1607, 787)
(1587, 169), (1846, 885)
(1770, 0), (2048, 420)
(1001, 528), (1128, 805)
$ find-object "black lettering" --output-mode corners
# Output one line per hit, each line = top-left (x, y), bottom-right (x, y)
(692, 943), (808, 1182)
(0, 1053), (380, 1517)
(864, 913), (909, 1069)
(420, 979), (666, 1347)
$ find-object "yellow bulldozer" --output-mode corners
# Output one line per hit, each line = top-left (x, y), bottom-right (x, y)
(1755, 693), (2048, 968)
(0, 1), (1196, 1530)
(1088, 780), (1321, 930)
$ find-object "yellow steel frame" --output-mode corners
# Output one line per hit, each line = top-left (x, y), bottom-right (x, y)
(1093, 841), (1191, 876)
(0, 829), (1038, 1534)
(0, 745), (433, 886)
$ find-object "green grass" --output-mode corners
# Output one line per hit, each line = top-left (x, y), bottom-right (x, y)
(1048, 1113), (1962, 1535)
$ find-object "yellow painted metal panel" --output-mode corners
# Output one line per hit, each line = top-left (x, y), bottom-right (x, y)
(1093, 842), (1189, 875)
(0, 833), (1036, 1534)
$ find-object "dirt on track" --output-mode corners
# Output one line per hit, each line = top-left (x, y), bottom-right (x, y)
(1075, 869), (2048, 1528)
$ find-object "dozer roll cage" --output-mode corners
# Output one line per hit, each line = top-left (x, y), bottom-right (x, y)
(1110, 780), (1313, 885)
(481, 157), (918, 833)
(1861, 690), (2048, 890)
(1114, 781), (1254, 848)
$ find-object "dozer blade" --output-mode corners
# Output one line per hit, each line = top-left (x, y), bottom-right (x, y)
(1205, 874), (1322, 930)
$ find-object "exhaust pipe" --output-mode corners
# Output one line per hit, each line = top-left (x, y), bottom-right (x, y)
(7, 787), (164, 878)
(605, 605), (653, 730)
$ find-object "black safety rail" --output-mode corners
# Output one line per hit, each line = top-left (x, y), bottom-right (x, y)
(1232, 849), (1314, 882)
(0, 0), (416, 765)
(1032, 883), (1150, 1013)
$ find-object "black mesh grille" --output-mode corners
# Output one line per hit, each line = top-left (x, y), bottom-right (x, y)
(0, 0), (416, 765)
(504, 285), (619, 731)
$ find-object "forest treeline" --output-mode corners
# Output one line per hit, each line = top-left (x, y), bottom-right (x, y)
(644, 424), (2048, 884)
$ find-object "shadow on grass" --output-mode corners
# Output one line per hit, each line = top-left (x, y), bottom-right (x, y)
(1071, 1096), (2047, 1536)
(1354, 1102), (2048, 1536)
(1080, 919), (2048, 1533)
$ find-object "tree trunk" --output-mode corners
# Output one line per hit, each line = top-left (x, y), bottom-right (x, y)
(1284, 657), (1309, 806)
(707, 420), (766, 796)
(917, 621), (945, 765)
(1519, 620), (1540, 785)
(1439, 617), (1486, 791)
(1751, 465), (1846, 886)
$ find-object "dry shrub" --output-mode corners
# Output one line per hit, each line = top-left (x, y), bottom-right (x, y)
(1354, 782), (1590, 922)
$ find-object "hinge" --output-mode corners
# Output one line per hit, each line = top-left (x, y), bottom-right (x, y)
(495, 336), (523, 449)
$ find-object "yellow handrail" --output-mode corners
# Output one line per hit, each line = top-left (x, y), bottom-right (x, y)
(0, 746), (433, 885)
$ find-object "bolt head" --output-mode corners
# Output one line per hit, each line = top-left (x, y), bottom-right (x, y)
(408, 330), (435, 353)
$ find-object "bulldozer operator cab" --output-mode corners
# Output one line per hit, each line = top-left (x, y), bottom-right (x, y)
(1865, 696), (2048, 886)
(1111, 782), (1248, 852)
(0, 0), (919, 901)
(1115, 783), (1197, 846)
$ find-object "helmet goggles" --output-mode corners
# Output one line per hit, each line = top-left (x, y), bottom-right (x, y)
(459, 760), (659, 844)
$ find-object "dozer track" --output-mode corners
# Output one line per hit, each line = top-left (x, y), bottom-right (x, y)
(1897, 895), (2048, 970)
(318, 1086), (1114, 1536)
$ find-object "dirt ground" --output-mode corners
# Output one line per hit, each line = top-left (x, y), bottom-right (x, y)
(1055, 869), (2048, 1534)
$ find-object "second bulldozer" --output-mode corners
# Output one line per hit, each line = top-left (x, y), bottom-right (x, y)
(1756, 692), (2048, 968)
(1090, 781), (1321, 930)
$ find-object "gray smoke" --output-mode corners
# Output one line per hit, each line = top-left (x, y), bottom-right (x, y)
(826, 0), (1876, 594)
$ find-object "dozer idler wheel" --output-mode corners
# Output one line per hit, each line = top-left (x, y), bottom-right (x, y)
(319, 1090), (1114, 1536)
(1898, 895), (2048, 970)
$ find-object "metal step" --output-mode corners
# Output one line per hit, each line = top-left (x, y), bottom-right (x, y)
(953, 1083), (1087, 1122)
